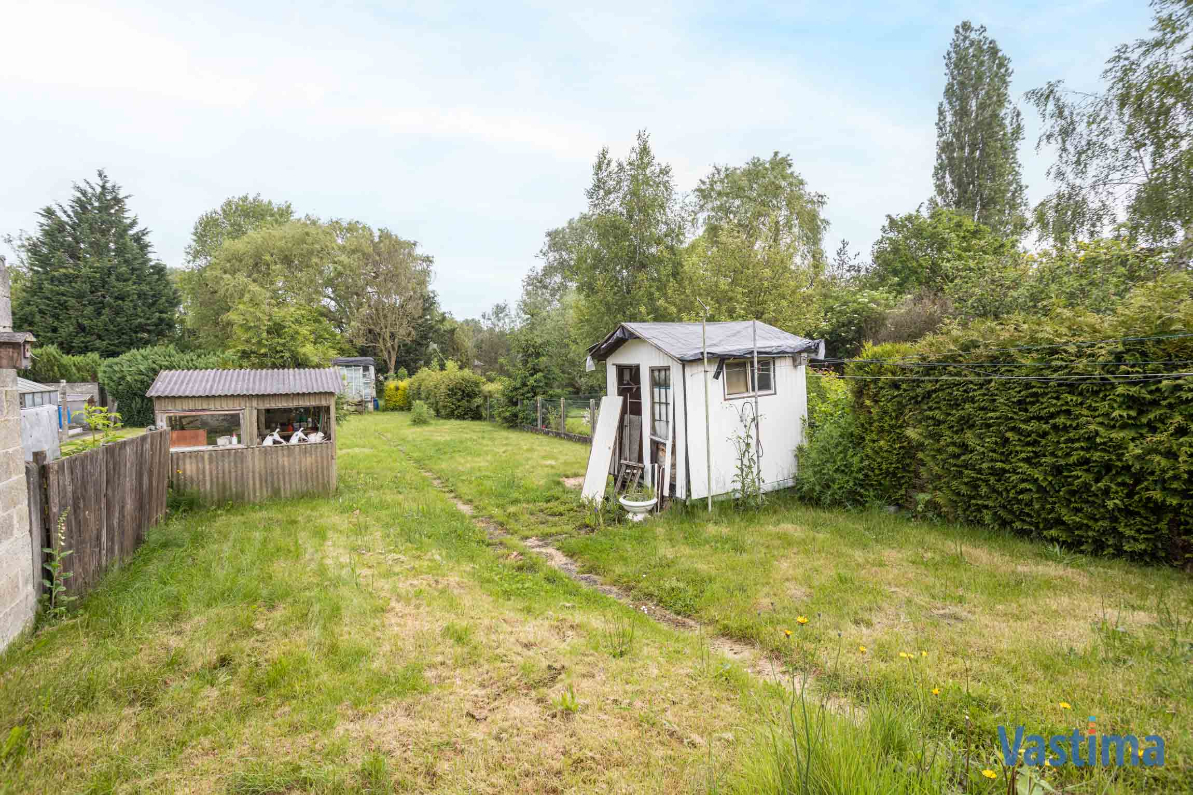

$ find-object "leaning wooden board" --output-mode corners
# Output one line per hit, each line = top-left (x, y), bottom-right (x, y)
(581, 395), (624, 505)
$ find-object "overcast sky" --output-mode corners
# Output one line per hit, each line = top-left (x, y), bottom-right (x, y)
(2, 0), (1153, 319)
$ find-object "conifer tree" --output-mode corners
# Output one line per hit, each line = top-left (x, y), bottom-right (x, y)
(14, 171), (179, 356)
(933, 21), (1028, 238)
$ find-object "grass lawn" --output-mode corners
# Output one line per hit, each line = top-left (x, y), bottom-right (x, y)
(392, 413), (1193, 793)
(2, 415), (798, 793)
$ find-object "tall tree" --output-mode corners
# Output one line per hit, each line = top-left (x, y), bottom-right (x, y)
(13, 171), (179, 356)
(1028, 0), (1193, 254)
(344, 228), (433, 375)
(692, 152), (829, 273)
(569, 130), (686, 344)
(933, 21), (1028, 237)
(184, 194), (294, 269)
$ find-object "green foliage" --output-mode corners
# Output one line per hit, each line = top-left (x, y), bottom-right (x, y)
(406, 364), (442, 412)
(77, 405), (123, 451)
(795, 372), (867, 506)
(98, 345), (226, 426)
(495, 332), (555, 428)
(867, 206), (1018, 297)
(435, 368), (486, 420)
(692, 151), (829, 274)
(933, 21), (1027, 237)
(409, 400), (433, 425)
(808, 285), (894, 359)
(395, 367), (409, 381)
(848, 343), (920, 507)
(383, 379), (409, 411)
(20, 345), (100, 384)
(552, 131), (686, 348)
(946, 238), (1178, 321)
(1028, 0), (1193, 248)
(184, 193), (294, 269)
(848, 275), (1193, 565)
(13, 170), (180, 356)
(225, 301), (342, 368)
(40, 510), (75, 622)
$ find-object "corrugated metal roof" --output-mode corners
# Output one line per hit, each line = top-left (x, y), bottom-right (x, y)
(17, 377), (55, 394)
(147, 369), (342, 398)
(588, 321), (824, 362)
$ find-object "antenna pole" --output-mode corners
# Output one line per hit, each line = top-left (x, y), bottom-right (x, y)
(698, 299), (712, 512)
(752, 320), (762, 496)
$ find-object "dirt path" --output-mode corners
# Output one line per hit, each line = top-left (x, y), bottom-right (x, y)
(389, 447), (792, 687)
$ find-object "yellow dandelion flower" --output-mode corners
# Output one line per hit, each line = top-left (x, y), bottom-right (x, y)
(931, 688), (940, 695)
(783, 629), (792, 638)
(982, 769), (997, 779)
(858, 645), (867, 654)
(920, 650), (927, 657)
(1044, 759), (1051, 767)
(899, 651), (911, 659)
(1059, 702), (1072, 710)
(176, 469), (182, 474)
(796, 615), (809, 624)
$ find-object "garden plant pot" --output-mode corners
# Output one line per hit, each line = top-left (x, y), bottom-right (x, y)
(618, 495), (657, 522)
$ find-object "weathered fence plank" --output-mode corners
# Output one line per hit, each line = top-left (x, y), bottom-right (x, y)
(25, 460), (43, 600)
(40, 430), (169, 596)
(170, 441), (336, 504)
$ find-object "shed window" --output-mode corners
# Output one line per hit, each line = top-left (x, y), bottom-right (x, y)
(724, 358), (775, 398)
(650, 367), (670, 440)
(167, 412), (243, 449)
(257, 406), (331, 444)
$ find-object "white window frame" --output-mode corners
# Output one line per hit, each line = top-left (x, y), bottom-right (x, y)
(723, 358), (776, 400)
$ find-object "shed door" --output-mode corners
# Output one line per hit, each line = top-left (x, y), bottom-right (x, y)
(615, 365), (642, 465)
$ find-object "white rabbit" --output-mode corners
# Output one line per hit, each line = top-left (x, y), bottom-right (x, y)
(288, 427), (308, 444)
(307, 431), (326, 443)
(263, 428), (283, 446)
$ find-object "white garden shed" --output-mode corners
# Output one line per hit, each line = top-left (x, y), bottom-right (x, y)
(587, 321), (824, 502)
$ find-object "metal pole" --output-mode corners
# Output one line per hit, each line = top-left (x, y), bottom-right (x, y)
(698, 299), (712, 512)
(752, 320), (762, 495)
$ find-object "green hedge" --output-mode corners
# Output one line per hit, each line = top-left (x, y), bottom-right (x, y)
(20, 345), (101, 383)
(99, 345), (227, 426)
(845, 275), (1193, 566)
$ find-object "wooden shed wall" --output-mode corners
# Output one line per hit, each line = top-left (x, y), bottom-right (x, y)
(171, 441), (336, 504)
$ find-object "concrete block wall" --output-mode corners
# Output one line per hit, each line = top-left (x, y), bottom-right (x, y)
(0, 368), (34, 650)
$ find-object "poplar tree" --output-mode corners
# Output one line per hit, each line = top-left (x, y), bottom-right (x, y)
(933, 21), (1028, 238)
(14, 171), (179, 356)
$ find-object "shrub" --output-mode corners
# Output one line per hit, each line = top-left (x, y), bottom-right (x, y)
(383, 379), (410, 411)
(21, 345), (101, 384)
(395, 367), (409, 381)
(99, 345), (226, 426)
(847, 274), (1193, 566)
(435, 369), (485, 420)
(795, 372), (867, 506)
(410, 400), (433, 425)
(407, 364), (444, 413)
(382, 379), (406, 411)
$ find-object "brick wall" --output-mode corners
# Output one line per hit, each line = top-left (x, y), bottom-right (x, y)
(0, 258), (34, 651)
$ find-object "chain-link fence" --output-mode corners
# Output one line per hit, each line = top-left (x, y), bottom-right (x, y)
(483, 394), (603, 441)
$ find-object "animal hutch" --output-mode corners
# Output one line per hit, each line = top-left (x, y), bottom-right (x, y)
(586, 321), (824, 502)
(147, 368), (340, 503)
(332, 357), (376, 411)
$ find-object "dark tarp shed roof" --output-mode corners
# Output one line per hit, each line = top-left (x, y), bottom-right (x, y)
(147, 369), (342, 398)
(587, 321), (824, 363)
(332, 357), (375, 367)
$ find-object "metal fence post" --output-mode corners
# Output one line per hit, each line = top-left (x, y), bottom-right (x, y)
(560, 398), (566, 433)
(536, 397), (542, 429)
(589, 399), (596, 438)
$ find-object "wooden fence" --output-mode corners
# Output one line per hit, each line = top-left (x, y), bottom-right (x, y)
(170, 441), (336, 504)
(28, 430), (170, 596)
